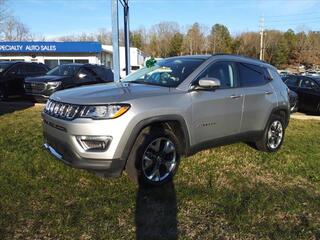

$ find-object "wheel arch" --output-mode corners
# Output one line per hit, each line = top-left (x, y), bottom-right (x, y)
(121, 115), (191, 167)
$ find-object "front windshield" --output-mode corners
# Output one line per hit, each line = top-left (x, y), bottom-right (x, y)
(0, 62), (12, 73)
(122, 58), (206, 87)
(46, 64), (81, 76)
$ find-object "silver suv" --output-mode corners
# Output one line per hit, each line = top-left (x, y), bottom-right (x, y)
(42, 55), (290, 186)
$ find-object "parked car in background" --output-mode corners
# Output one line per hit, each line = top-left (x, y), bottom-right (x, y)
(0, 61), (49, 101)
(42, 55), (290, 186)
(24, 63), (114, 102)
(288, 89), (298, 113)
(283, 75), (320, 114)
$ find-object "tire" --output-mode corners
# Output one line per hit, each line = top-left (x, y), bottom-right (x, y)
(126, 126), (181, 187)
(254, 114), (285, 152)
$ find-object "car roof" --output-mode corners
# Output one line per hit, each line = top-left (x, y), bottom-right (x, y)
(164, 54), (275, 69)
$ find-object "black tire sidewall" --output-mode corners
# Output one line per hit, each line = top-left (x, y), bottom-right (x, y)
(135, 128), (181, 187)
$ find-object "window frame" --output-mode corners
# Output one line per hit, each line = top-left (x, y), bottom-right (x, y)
(193, 60), (239, 90)
(236, 62), (271, 88)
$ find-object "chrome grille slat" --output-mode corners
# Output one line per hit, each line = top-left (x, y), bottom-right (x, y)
(44, 99), (81, 120)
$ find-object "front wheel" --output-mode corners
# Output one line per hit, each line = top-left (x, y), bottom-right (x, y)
(255, 115), (285, 152)
(126, 127), (181, 187)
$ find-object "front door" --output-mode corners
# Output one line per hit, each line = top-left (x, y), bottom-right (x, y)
(191, 61), (243, 144)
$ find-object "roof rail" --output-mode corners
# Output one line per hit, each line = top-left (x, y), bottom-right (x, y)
(211, 53), (268, 64)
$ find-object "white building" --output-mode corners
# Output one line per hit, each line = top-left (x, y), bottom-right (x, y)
(0, 42), (147, 73)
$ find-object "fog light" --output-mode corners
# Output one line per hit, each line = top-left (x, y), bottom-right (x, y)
(76, 136), (112, 152)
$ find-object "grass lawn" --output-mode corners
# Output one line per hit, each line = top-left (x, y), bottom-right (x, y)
(1, 106), (320, 240)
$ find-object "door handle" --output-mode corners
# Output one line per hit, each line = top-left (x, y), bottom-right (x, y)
(230, 94), (241, 99)
(265, 91), (273, 95)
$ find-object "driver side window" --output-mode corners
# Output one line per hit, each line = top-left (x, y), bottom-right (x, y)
(196, 61), (237, 88)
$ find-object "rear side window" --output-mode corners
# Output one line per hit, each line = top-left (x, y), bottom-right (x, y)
(284, 76), (299, 87)
(300, 78), (316, 89)
(92, 66), (114, 82)
(26, 64), (48, 74)
(237, 63), (266, 87)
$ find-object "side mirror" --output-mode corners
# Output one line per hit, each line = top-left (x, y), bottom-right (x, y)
(78, 73), (87, 79)
(191, 78), (221, 91)
(199, 78), (221, 88)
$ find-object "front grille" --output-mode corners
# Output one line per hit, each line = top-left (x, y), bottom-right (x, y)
(44, 99), (81, 120)
(24, 82), (47, 93)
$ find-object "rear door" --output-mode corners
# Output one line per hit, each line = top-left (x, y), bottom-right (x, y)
(284, 75), (299, 92)
(238, 62), (276, 133)
(298, 77), (319, 112)
(191, 61), (244, 144)
(6, 64), (25, 95)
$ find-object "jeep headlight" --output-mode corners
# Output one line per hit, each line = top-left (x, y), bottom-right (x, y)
(79, 104), (130, 119)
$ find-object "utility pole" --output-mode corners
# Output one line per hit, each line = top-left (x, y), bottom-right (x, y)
(259, 15), (265, 61)
(122, 0), (130, 76)
(111, 0), (120, 81)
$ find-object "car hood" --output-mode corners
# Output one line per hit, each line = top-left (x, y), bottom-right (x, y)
(25, 75), (71, 83)
(50, 82), (173, 105)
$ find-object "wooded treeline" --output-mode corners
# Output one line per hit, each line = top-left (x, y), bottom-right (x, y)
(56, 21), (320, 69)
(1, 0), (319, 69)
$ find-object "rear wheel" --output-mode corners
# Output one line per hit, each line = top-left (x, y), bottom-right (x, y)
(126, 127), (181, 187)
(255, 114), (285, 152)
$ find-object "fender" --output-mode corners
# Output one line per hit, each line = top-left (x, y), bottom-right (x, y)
(121, 114), (191, 164)
(270, 105), (290, 127)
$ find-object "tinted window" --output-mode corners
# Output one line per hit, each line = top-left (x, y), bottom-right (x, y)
(92, 66), (113, 81)
(284, 76), (299, 87)
(238, 63), (266, 87)
(123, 58), (205, 87)
(300, 79), (316, 89)
(25, 64), (46, 73)
(0, 62), (12, 73)
(197, 61), (237, 88)
(9, 64), (23, 74)
(78, 68), (96, 82)
(45, 60), (59, 69)
(47, 65), (81, 76)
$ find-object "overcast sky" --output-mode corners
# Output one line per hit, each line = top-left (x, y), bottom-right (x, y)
(8, 0), (320, 38)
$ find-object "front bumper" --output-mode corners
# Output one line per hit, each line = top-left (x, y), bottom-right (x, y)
(43, 142), (125, 177)
(42, 112), (131, 177)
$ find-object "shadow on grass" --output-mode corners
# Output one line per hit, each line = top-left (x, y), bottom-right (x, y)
(135, 182), (177, 240)
(0, 100), (35, 116)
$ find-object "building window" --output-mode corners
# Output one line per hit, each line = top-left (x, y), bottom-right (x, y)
(59, 60), (74, 65)
(45, 60), (59, 69)
(75, 59), (89, 64)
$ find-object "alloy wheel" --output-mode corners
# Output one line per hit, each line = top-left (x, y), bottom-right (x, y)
(142, 137), (177, 182)
(267, 120), (283, 150)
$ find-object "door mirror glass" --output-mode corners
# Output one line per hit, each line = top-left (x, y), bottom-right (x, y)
(198, 78), (221, 89)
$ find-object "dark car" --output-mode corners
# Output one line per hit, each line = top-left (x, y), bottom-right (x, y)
(24, 63), (114, 102)
(288, 89), (298, 113)
(0, 61), (49, 101)
(283, 75), (320, 114)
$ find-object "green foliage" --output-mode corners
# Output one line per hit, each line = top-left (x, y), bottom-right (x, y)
(168, 32), (183, 56)
(130, 31), (143, 49)
(145, 57), (156, 68)
(209, 23), (233, 53)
